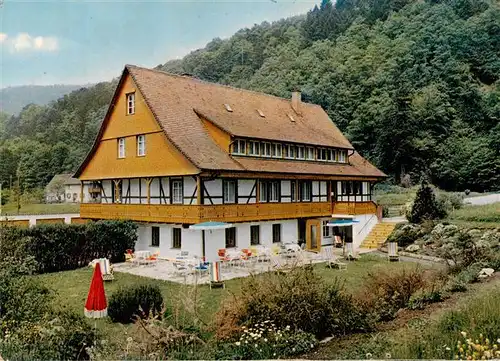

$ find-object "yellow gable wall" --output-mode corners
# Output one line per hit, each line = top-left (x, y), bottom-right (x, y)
(201, 117), (231, 152)
(79, 74), (199, 180)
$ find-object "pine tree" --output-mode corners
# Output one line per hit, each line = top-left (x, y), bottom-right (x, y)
(408, 180), (445, 223)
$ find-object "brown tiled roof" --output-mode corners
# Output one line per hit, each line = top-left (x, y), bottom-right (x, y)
(76, 65), (386, 179)
(233, 152), (386, 178)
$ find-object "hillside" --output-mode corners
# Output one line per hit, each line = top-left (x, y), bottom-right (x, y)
(0, 84), (87, 115)
(0, 0), (499, 193)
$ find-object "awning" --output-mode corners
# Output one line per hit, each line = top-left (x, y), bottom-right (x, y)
(189, 221), (234, 230)
(326, 219), (360, 227)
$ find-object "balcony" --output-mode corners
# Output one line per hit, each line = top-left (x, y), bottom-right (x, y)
(80, 201), (377, 224)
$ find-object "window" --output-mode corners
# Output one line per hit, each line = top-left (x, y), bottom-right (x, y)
(248, 141), (260, 156)
(306, 147), (315, 160)
(126, 93), (135, 115)
(284, 144), (295, 159)
(118, 138), (126, 158)
(299, 181), (312, 201)
(272, 224), (281, 243)
(339, 150), (347, 163)
(171, 179), (183, 204)
(297, 146), (305, 159)
(151, 226), (160, 247)
(291, 181), (297, 202)
(271, 143), (283, 158)
(322, 221), (331, 238)
(259, 181), (280, 202)
(326, 149), (332, 161)
(223, 180), (236, 204)
(137, 135), (146, 156)
(317, 148), (328, 161)
(331, 149), (338, 162)
(250, 225), (260, 245)
(172, 228), (181, 249)
(260, 142), (272, 157)
(269, 181), (279, 202)
(225, 227), (236, 248)
(232, 140), (246, 155)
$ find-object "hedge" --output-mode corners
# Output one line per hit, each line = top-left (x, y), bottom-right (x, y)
(0, 220), (137, 274)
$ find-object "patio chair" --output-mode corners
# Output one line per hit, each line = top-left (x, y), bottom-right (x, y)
(173, 261), (191, 277)
(270, 255), (292, 273)
(322, 247), (347, 270)
(344, 242), (358, 261)
(209, 261), (225, 289)
(388, 242), (400, 262)
(95, 258), (114, 281)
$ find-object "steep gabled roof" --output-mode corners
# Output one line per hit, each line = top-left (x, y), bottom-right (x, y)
(76, 65), (386, 179)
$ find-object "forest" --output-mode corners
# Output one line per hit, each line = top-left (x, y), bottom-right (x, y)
(0, 0), (498, 195)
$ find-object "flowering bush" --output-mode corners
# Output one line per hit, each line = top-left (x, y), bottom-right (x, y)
(455, 332), (500, 360)
(216, 321), (317, 359)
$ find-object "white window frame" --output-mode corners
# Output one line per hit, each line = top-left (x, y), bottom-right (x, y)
(261, 142), (272, 157)
(232, 139), (246, 155)
(284, 144), (295, 159)
(339, 150), (347, 163)
(171, 179), (183, 204)
(301, 181), (312, 201)
(172, 228), (182, 249)
(269, 181), (280, 202)
(259, 181), (268, 202)
(126, 93), (135, 115)
(223, 180), (236, 204)
(248, 141), (260, 156)
(297, 146), (305, 160)
(137, 135), (146, 156)
(332, 149), (338, 162)
(118, 138), (126, 158)
(322, 220), (331, 238)
(306, 147), (315, 160)
(272, 143), (283, 158)
(317, 148), (328, 161)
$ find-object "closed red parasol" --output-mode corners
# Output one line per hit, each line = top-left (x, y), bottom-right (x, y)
(84, 263), (108, 318)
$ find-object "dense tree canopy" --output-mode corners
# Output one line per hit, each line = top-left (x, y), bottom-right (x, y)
(1, 0), (498, 192)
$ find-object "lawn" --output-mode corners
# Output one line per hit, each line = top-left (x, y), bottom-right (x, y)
(447, 203), (500, 226)
(1, 202), (80, 215)
(37, 254), (436, 356)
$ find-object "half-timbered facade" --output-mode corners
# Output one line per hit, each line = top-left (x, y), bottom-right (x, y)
(75, 65), (386, 262)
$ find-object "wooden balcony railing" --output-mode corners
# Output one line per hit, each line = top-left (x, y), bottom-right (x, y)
(80, 201), (377, 223)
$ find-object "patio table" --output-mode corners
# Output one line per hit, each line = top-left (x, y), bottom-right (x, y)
(283, 243), (301, 252)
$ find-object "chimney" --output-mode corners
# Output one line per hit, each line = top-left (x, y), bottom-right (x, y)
(291, 91), (302, 115)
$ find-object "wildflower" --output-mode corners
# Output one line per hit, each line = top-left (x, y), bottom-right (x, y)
(446, 347), (451, 351)
(461, 332), (467, 337)
(273, 353), (277, 357)
(126, 337), (133, 342)
(497, 339), (500, 344)
(264, 338), (268, 342)
(385, 352), (391, 359)
(286, 325), (291, 330)
(235, 342), (241, 346)
(366, 353), (373, 359)
(292, 347), (296, 352)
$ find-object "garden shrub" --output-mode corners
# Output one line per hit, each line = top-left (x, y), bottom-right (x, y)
(0, 257), (96, 360)
(0, 220), (137, 273)
(361, 267), (426, 320)
(108, 284), (164, 324)
(407, 180), (446, 223)
(436, 192), (463, 212)
(387, 223), (425, 247)
(215, 267), (372, 340)
(215, 322), (317, 360)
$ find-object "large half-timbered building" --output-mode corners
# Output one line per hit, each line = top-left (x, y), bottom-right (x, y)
(75, 65), (386, 261)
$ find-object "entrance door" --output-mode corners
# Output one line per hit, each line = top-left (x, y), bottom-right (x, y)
(305, 219), (321, 252)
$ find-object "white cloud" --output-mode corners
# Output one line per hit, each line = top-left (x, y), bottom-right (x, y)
(3, 33), (59, 53)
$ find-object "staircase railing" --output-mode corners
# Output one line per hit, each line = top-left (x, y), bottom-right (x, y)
(356, 214), (377, 237)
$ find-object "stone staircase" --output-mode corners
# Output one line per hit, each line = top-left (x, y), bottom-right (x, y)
(361, 222), (398, 249)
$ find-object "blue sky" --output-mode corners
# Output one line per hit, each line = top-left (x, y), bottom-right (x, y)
(0, 0), (315, 88)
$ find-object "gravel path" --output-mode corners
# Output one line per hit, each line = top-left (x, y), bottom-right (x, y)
(464, 193), (500, 205)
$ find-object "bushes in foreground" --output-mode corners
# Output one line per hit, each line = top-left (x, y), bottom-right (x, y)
(108, 285), (164, 324)
(0, 257), (95, 360)
(0, 220), (137, 273)
(215, 267), (372, 340)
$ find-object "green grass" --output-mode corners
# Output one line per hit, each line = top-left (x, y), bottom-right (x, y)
(36, 254), (433, 355)
(1, 202), (80, 216)
(448, 203), (500, 224)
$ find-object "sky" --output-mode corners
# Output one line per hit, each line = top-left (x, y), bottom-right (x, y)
(0, 0), (315, 88)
